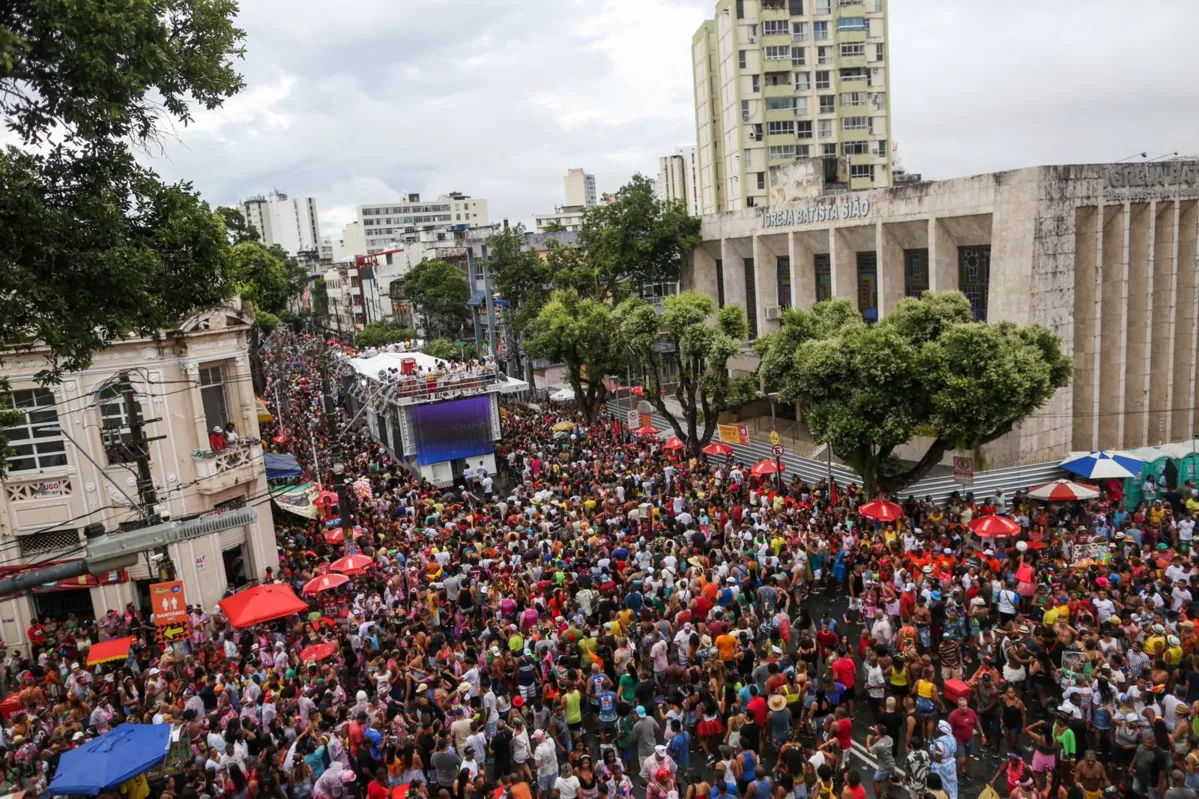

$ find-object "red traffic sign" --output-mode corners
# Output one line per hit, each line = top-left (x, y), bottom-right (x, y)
(771, 444), (784, 457)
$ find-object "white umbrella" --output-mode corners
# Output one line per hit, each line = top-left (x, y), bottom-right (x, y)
(1027, 479), (1100, 502)
(548, 387), (576, 403)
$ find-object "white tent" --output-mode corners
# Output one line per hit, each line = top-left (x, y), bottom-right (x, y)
(347, 351), (449, 380)
(549, 387), (576, 402)
(498, 375), (531, 394)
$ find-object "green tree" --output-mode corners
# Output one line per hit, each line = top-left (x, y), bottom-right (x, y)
(216, 206), (260, 244)
(486, 225), (551, 334)
(424, 339), (476, 362)
(542, 220), (567, 233)
(578, 174), (700, 301)
(755, 292), (1073, 496)
(233, 242), (295, 315)
(355, 321), (417, 348)
(616, 292), (757, 456)
(311, 276), (330, 321)
(404, 259), (471, 339)
(0, 0), (247, 474)
(525, 292), (624, 423)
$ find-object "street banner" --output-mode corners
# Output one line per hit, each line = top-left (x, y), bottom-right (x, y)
(718, 424), (750, 445)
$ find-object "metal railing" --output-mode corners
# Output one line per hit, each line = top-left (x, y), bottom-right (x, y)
(380, 371), (502, 405)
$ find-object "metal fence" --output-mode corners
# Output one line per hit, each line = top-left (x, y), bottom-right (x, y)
(603, 401), (1066, 505)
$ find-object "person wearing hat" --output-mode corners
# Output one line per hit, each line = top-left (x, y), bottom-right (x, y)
(766, 693), (790, 750)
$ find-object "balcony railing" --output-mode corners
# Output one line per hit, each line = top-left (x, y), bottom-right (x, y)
(376, 369), (503, 406)
(193, 441), (263, 495)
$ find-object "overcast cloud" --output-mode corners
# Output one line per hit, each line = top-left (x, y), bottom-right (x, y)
(144, 0), (1199, 239)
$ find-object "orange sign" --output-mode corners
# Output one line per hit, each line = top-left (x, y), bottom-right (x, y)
(150, 580), (188, 627)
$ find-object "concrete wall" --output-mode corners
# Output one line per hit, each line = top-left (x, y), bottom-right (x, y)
(686, 162), (1199, 468)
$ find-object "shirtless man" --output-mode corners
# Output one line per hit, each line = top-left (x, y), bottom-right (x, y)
(1075, 750), (1110, 799)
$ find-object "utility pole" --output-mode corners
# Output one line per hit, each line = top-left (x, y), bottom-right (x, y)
(317, 337), (336, 440)
(333, 462), (354, 553)
(116, 370), (172, 578)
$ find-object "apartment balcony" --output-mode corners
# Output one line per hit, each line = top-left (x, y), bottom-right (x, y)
(838, 30), (867, 44)
(759, 2), (789, 21)
(760, 34), (792, 48)
(763, 82), (794, 98)
(837, 54), (867, 69)
(193, 441), (263, 495)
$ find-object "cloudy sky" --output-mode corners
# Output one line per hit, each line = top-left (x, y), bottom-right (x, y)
(146, 0), (1199, 240)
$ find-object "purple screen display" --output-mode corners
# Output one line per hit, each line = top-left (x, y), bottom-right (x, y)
(410, 396), (494, 465)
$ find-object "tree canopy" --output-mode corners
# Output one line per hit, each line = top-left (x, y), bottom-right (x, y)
(755, 292), (1073, 495)
(0, 0), (248, 473)
(355, 321), (417, 349)
(525, 292), (624, 422)
(233, 242), (301, 316)
(217, 206), (260, 245)
(403, 259), (471, 340)
(616, 292), (757, 456)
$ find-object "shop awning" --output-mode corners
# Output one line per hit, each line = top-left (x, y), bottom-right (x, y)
(498, 375), (530, 394)
(466, 290), (487, 307)
(86, 636), (134, 665)
(264, 452), (303, 480)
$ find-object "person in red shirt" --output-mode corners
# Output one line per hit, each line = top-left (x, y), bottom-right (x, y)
(26, 620), (44, 648)
(831, 647), (857, 713)
(829, 705), (853, 752)
(347, 712), (367, 758)
(815, 621), (840, 659)
(947, 696), (985, 773)
(208, 426), (227, 451)
(366, 769), (390, 799)
(746, 686), (768, 728)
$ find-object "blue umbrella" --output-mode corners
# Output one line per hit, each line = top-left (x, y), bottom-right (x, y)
(50, 724), (171, 795)
(1058, 450), (1143, 480)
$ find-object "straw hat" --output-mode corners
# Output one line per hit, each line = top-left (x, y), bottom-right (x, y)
(768, 694), (788, 712)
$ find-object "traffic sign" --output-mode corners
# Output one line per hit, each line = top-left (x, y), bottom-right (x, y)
(769, 431), (780, 446)
(150, 580), (187, 627)
(953, 455), (974, 487)
(771, 444), (784, 457)
(626, 410), (639, 427)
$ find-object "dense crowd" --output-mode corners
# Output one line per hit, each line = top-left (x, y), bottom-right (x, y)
(7, 329), (1199, 799)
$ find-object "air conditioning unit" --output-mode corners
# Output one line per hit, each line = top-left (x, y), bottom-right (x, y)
(764, 305), (782, 320)
(748, 35), (757, 43)
(743, 113), (750, 121)
(748, 131), (758, 140)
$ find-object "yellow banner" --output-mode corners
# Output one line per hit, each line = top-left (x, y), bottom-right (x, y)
(718, 424), (749, 445)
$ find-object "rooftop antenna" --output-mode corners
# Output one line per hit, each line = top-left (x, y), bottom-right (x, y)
(1116, 152), (1147, 163)
(1148, 151), (1180, 161)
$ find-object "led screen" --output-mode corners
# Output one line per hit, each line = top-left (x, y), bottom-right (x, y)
(410, 396), (494, 465)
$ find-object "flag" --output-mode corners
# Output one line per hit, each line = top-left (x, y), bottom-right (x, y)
(828, 480), (838, 506)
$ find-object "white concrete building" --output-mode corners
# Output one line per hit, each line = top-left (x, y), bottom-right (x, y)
(693, 0), (893, 214)
(683, 159), (1199, 468)
(534, 206), (587, 234)
(358, 193), (490, 254)
(658, 146), (701, 216)
(565, 169), (598, 208)
(0, 304), (276, 643)
(241, 191), (322, 255)
(335, 221), (367, 263)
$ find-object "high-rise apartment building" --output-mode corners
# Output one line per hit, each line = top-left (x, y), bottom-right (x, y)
(357, 192), (489, 254)
(564, 169), (597, 208)
(692, 0), (891, 213)
(241, 191), (322, 255)
(657, 146), (701, 216)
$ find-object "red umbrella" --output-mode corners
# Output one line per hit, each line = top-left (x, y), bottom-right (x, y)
(634, 425), (660, 436)
(219, 584), (309, 629)
(1027, 479), (1100, 502)
(969, 515), (1021, 538)
(330, 554), (373, 575)
(313, 491), (339, 508)
(324, 527), (344, 545)
(300, 642), (338, 662)
(631, 386), (644, 397)
(662, 437), (685, 451)
(302, 573), (349, 596)
(702, 442), (735, 456)
(859, 500), (904, 522)
(751, 458), (784, 477)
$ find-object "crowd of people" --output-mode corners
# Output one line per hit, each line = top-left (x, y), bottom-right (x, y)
(6, 328), (1199, 799)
